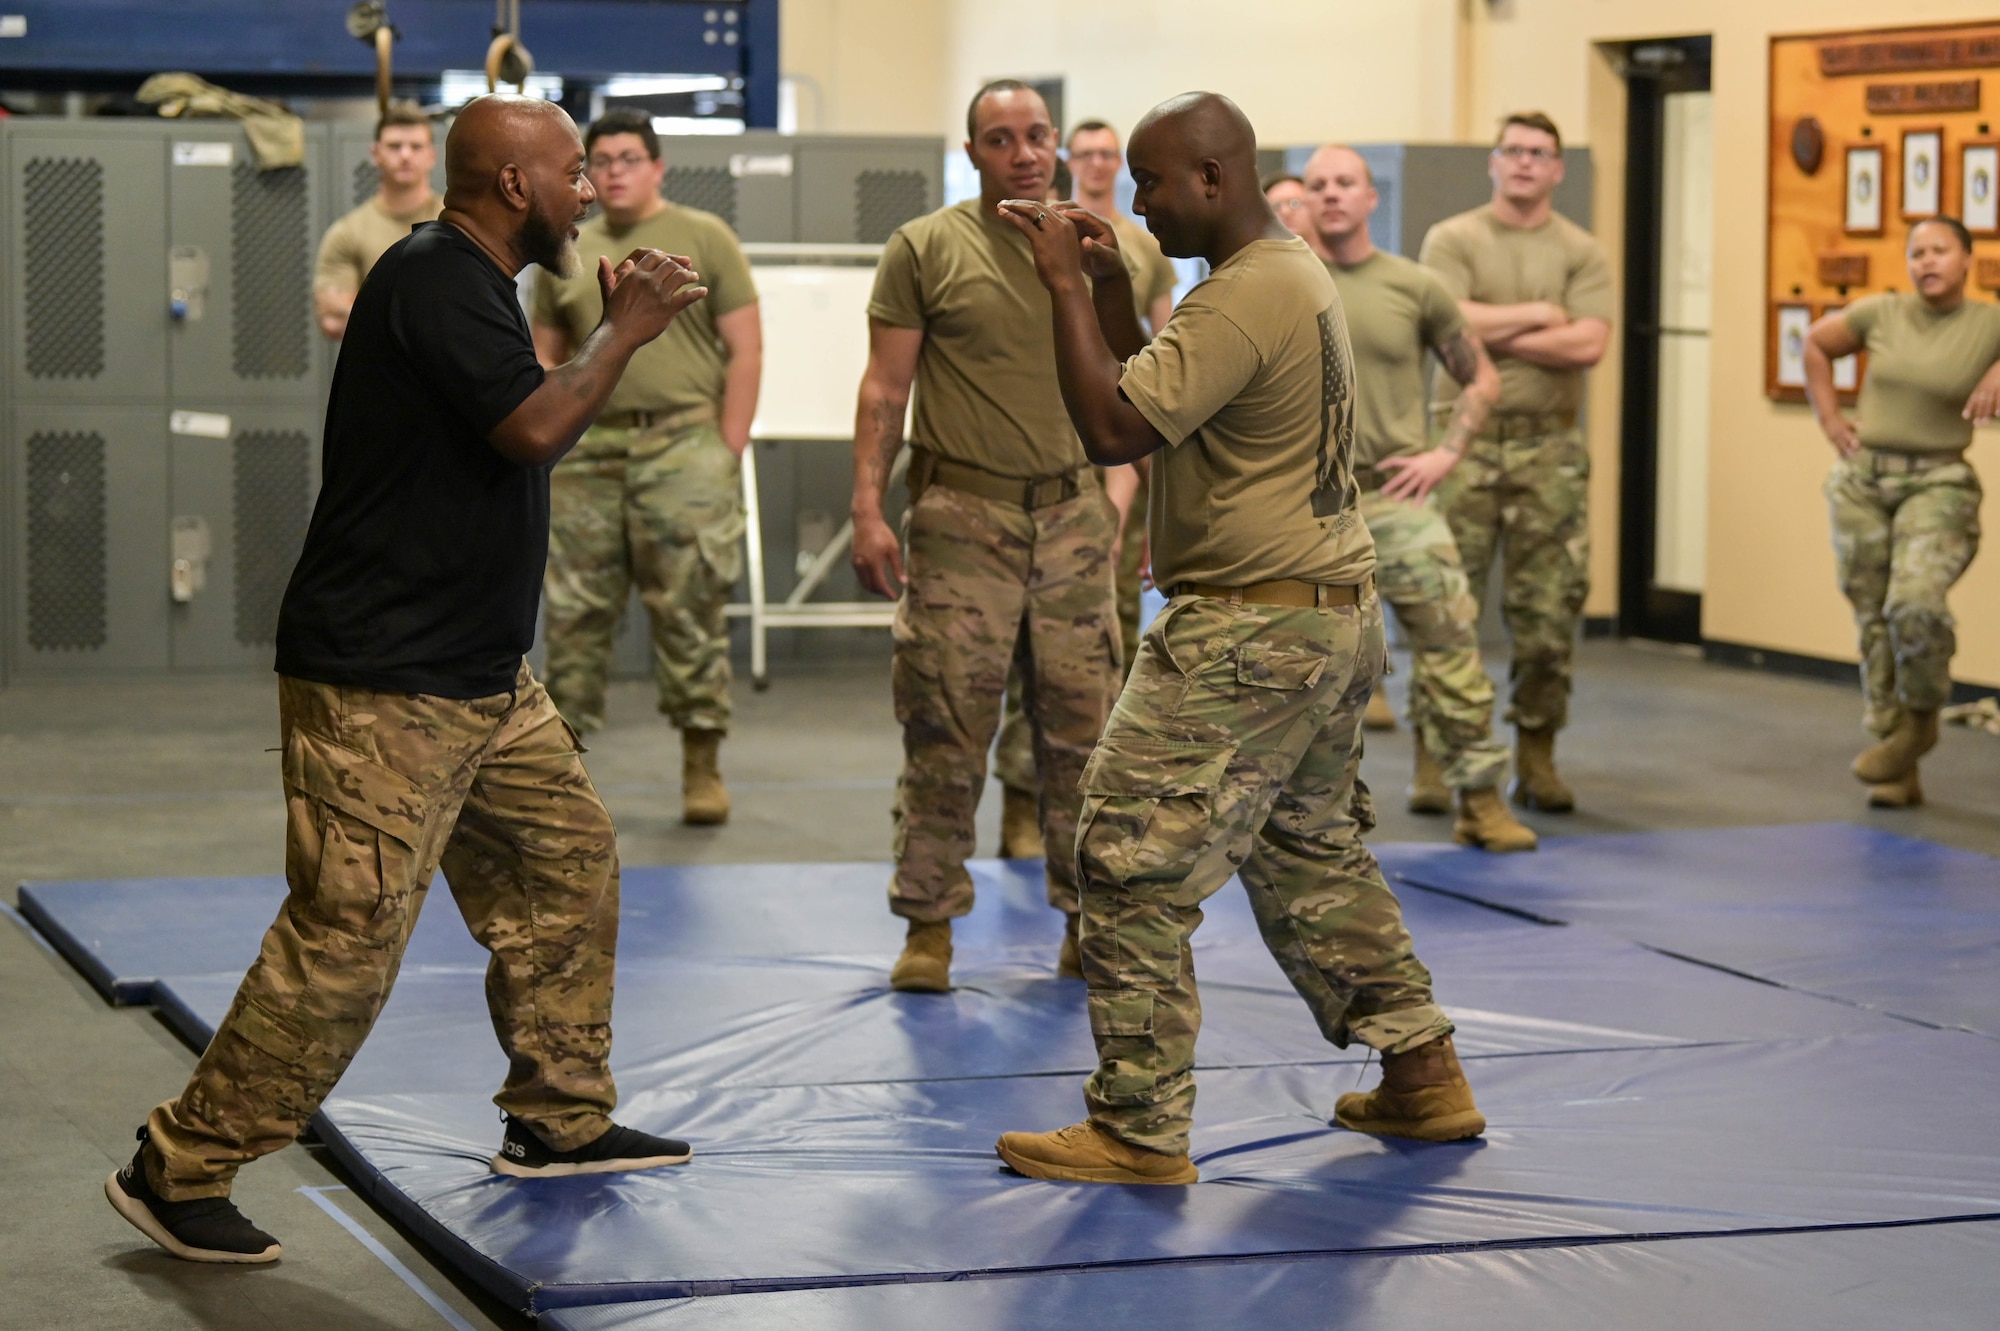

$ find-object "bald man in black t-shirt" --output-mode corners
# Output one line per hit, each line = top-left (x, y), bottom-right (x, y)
(107, 96), (711, 1266)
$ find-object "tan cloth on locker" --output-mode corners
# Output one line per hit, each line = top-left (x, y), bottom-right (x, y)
(1120, 236), (1375, 590)
(136, 72), (304, 170)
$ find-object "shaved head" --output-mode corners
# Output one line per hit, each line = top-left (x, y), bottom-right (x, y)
(1125, 92), (1282, 263)
(440, 95), (594, 278)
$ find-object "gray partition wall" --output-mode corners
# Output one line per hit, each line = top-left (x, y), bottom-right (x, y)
(0, 119), (942, 683)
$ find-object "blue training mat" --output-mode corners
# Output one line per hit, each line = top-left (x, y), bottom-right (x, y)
(1390, 823), (2000, 1034)
(538, 1218), (2000, 1331)
(317, 1034), (2000, 1310)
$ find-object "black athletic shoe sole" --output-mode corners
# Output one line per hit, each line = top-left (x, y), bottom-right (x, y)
(104, 1172), (282, 1264)
(489, 1145), (690, 1178)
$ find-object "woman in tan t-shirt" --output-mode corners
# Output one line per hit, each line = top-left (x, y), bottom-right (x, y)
(1805, 216), (2000, 807)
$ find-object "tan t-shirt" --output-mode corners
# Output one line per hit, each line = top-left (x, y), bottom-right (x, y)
(531, 202), (758, 415)
(871, 199), (1130, 478)
(1110, 211), (1177, 328)
(313, 194), (444, 295)
(1419, 204), (1611, 416)
(1121, 236), (1375, 589)
(1845, 292), (2000, 452)
(1327, 251), (1466, 470)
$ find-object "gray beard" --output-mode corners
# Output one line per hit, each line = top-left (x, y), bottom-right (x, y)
(521, 203), (580, 278)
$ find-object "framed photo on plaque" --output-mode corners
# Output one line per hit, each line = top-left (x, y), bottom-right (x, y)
(1770, 302), (1813, 397)
(1964, 143), (2000, 235)
(1845, 144), (1885, 236)
(1902, 128), (1943, 219)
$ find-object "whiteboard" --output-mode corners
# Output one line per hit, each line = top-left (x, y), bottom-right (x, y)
(747, 249), (880, 441)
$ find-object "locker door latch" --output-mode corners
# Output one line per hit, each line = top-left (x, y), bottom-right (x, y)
(170, 516), (212, 602)
(169, 245), (210, 323)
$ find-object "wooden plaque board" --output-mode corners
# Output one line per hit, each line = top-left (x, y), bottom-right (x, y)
(1769, 21), (2000, 403)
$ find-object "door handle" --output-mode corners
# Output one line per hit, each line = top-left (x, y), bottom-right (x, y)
(170, 516), (212, 602)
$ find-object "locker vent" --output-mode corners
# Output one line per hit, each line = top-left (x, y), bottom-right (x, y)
(25, 432), (108, 652)
(22, 158), (106, 379)
(854, 170), (927, 244)
(231, 162), (311, 380)
(232, 431), (311, 646)
(666, 167), (737, 227)
(351, 158), (378, 208)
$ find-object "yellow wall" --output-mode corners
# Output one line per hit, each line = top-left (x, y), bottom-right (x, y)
(779, 0), (951, 135)
(1470, 0), (2000, 686)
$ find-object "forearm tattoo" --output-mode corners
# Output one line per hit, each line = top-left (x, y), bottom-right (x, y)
(863, 395), (907, 498)
(1435, 330), (1491, 456)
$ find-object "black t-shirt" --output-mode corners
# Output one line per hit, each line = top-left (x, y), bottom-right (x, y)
(276, 222), (548, 698)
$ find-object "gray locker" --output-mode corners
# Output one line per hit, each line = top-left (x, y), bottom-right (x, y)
(795, 137), (940, 244)
(6, 122), (169, 403)
(9, 405), (169, 672)
(656, 131), (797, 243)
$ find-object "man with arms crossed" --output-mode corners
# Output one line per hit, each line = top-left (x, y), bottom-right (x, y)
(107, 97), (705, 1264)
(313, 101), (442, 341)
(1420, 112), (1611, 811)
(1301, 144), (1533, 852)
(532, 109), (762, 825)
(852, 80), (1123, 992)
(993, 92), (1483, 1186)
(991, 116), (1174, 858)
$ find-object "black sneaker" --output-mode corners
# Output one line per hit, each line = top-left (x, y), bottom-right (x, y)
(490, 1114), (691, 1178)
(104, 1130), (281, 1264)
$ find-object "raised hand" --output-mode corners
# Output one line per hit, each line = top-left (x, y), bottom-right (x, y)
(1051, 202), (1127, 281)
(996, 198), (1087, 294)
(600, 248), (706, 346)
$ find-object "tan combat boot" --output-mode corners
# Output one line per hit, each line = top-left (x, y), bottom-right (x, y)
(1000, 784), (1045, 859)
(1364, 688), (1397, 732)
(890, 919), (952, 992)
(995, 1121), (1198, 1185)
(681, 728), (730, 825)
(1867, 765), (1924, 808)
(1407, 736), (1450, 814)
(1334, 1034), (1486, 1142)
(1852, 709), (1939, 785)
(1511, 726), (1575, 812)
(1453, 786), (1538, 852)
(1056, 912), (1083, 979)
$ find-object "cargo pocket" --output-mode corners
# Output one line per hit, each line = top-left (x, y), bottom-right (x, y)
(284, 729), (427, 936)
(1076, 735), (1233, 889)
(1236, 644), (1327, 691)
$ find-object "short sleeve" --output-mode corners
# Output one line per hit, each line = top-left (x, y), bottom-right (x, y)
(1418, 222), (1473, 301)
(698, 222), (759, 317)
(1118, 301), (1260, 447)
(313, 220), (363, 294)
(1563, 235), (1614, 323)
(1416, 268), (1468, 350)
(391, 250), (545, 438)
(1842, 294), (1888, 344)
(867, 231), (927, 328)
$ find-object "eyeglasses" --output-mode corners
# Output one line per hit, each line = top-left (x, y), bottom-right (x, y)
(1493, 145), (1558, 162)
(1270, 198), (1309, 212)
(588, 152), (654, 172)
(1068, 149), (1119, 163)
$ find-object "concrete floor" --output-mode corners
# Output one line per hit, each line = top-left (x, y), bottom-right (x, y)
(4, 641), (1997, 1330)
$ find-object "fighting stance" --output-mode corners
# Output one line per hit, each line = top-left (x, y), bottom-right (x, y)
(108, 97), (703, 1263)
(1420, 112), (1610, 811)
(313, 101), (442, 342)
(1301, 144), (1533, 852)
(1805, 216), (1998, 807)
(532, 109), (762, 824)
(852, 80), (1124, 992)
(992, 115), (1174, 858)
(994, 93), (1483, 1186)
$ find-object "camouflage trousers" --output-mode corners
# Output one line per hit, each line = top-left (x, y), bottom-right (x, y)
(1434, 421), (1590, 733)
(1359, 485), (1507, 791)
(994, 470), (1145, 791)
(1825, 453), (1982, 736)
(891, 479), (1120, 921)
(1077, 590), (1453, 1156)
(544, 415), (744, 735)
(144, 663), (620, 1201)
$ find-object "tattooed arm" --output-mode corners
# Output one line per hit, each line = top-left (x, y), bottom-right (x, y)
(1377, 328), (1500, 503)
(850, 320), (924, 597)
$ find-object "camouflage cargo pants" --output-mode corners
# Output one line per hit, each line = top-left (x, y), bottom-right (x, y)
(1359, 486), (1507, 791)
(1434, 421), (1590, 733)
(1077, 591), (1453, 1156)
(143, 664), (620, 1201)
(891, 479), (1120, 921)
(544, 415), (744, 735)
(994, 470), (1144, 791)
(1825, 453), (1982, 736)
